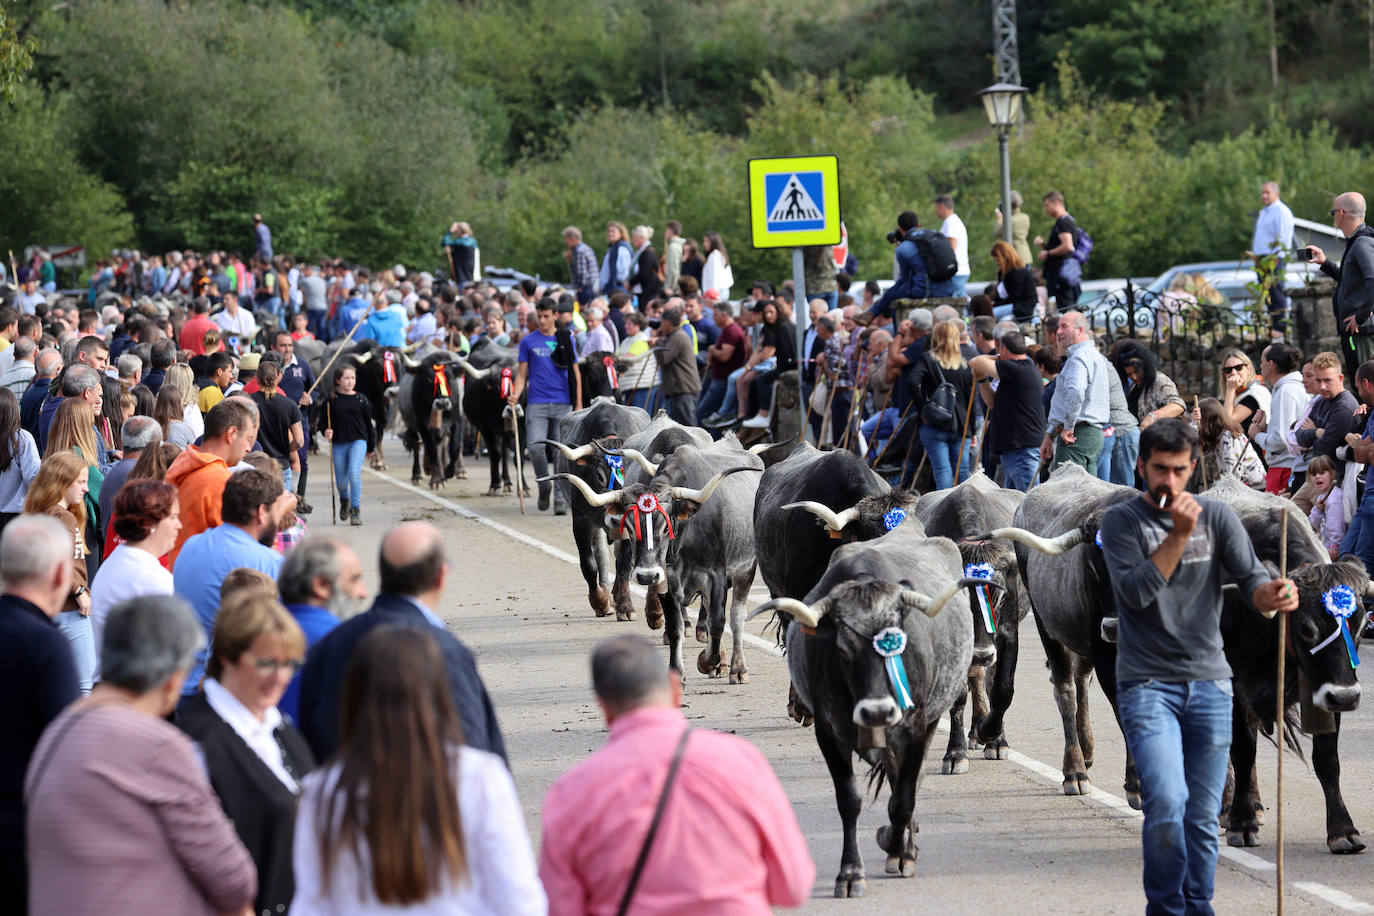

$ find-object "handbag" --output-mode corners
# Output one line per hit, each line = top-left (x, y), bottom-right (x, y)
(810, 376), (830, 414)
(616, 728), (692, 916)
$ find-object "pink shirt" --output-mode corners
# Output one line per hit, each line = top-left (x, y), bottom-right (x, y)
(539, 707), (814, 915)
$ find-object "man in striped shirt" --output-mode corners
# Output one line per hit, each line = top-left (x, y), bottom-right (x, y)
(563, 226), (598, 306)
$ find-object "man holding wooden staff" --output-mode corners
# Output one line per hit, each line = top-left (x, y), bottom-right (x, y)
(1099, 418), (1298, 916)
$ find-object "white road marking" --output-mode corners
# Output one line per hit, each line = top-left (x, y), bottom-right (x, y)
(365, 465), (1372, 911)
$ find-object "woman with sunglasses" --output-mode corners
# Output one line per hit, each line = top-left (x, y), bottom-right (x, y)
(176, 592), (315, 916)
(1218, 347), (1270, 428)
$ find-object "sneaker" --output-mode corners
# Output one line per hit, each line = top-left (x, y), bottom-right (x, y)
(350, 507), (362, 527)
(701, 412), (732, 428)
(741, 414), (771, 429)
(1100, 617), (1118, 644)
(296, 499), (313, 516)
(537, 490), (551, 512)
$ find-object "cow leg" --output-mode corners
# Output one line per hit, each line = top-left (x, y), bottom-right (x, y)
(727, 568), (754, 685)
(1314, 717), (1365, 854)
(1035, 614), (1091, 796)
(880, 730), (927, 877)
(694, 599), (709, 645)
(788, 684), (815, 726)
(697, 579), (727, 679)
(1226, 701), (1263, 847)
(966, 665), (989, 749)
(612, 539), (637, 622)
(410, 432), (423, 485)
(572, 519), (610, 616)
(484, 426), (502, 494)
(815, 720), (866, 897)
(661, 590), (684, 675)
(943, 685), (970, 775)
(1092, 637), (1140, 809)
(977, 626), (1020, 759)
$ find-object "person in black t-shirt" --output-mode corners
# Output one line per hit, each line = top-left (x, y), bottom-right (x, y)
(969, 330), (1047, 491)
(250, 360), (304, 493)
(1034, 190), (1080, 309)
(325, 366), (375, 525)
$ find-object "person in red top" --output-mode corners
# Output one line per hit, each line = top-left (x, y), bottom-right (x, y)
(178, 297), (218, 355)
(540, 635), (814, 915)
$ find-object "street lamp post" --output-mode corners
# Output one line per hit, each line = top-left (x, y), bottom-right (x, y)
(979, 82), (1027, 245)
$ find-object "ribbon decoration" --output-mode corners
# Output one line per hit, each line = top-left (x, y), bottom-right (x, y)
(1094, 529), (1103, 549)
(605, 454), (624, 489)
(1313, 585), (1362, 669)
(603, 355), (619, 390)
(872, 627), (914, 710)
(500, 366), (513, 400)
(432, 364), (450, 398)
(964, 562), (998, 634)
(883, 507), (907, 531)
(382, 350), (397, 383)
(619, 492), (675, 550)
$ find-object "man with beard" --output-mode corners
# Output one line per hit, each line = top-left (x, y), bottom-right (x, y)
(172, 469), (292, 699)
(275, 537), (370, 721)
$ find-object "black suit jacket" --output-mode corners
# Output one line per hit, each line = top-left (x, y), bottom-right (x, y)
(296, 594), (507, 764)
(176, 693), (314, 916)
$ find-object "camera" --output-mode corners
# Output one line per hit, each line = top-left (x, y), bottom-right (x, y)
(1293, 246), (1316, 262)
(647, 318), (662, 330)
(886, 229), (905, 244)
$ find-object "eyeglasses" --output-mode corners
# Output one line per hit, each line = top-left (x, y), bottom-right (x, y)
(1222, 364), (1245, 374)
(1332, 208), (1346, 216)
(250, 657), (304, 674)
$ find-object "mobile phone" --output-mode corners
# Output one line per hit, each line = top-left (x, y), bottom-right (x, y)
(1293, 246), (1315, 262)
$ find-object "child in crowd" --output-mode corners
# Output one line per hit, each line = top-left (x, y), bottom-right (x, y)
(325, 365), (375, 526)
(1307, 454), (1346, 560)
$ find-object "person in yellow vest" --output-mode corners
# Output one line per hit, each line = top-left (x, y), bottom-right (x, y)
(616, 311), (659, 411)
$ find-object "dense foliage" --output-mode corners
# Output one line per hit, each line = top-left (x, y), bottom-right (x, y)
(3, 0), (1373, 284)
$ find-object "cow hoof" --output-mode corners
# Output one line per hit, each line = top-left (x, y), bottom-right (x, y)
(615, 608), (636, 622)
(696, 651), (723, 677)
(590, 588), (611, 616)
(787, 688), (814, 727)
(485, 488), (500, 496)
(645, 610), (664, 630)
(412, 476), (423, 486)
(662, 631), (671, 646)
(1254, 806), (1265, 826)
(834, 865), (866, 898)
(1062, 775), (1091, 796)
(695, 624), (709, 644)
(455, 468), (468, 479)
(1329, 832), (1366, 854)
(1227, 830), (1261, 848)
(1126, 789), (1142, 810)
(941, 754), (968, 776)
(983, 739), (1009, 760)
(729, 669), (748, 685)
(884, 855), (917, 878)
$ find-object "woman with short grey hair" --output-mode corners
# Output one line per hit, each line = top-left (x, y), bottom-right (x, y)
(25, 595), (257, 916)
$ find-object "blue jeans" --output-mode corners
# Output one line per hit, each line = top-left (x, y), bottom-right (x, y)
(332, 438), (367, 510)
(1111, 427), (1141, 488)
(306, 309), (327, 339)
(951, 275), (969, 296)
(627, 387), (653, 411)
(698, 376), (728, 419)
(1340, 484), (1374, 576)
(718, 360), (773, 418)
(1096, 429), (1116, 481)
(999, 447), (1040, 491)
(919, 424), (973, 490)
(57, 609), (96, 694)
(1118, 678), (1233, 916)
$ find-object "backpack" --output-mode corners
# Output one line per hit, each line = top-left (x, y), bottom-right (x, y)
(919, 355), (960, 432)
(911, 229), (958, 283)
(1073, 225), (1094, 264)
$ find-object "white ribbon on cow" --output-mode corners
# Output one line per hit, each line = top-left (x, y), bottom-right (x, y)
(872, 627), (914, 710)
(1314, 585), (1362, 669)
(964, 562), (997, 634)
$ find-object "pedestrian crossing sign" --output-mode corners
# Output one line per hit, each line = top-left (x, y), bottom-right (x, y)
(748, 155), (842, 249)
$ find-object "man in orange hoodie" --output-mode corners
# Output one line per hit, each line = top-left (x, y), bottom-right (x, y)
(166, 397), (259, 567)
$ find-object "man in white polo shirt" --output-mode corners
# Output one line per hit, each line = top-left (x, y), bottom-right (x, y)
(934, 195), (970, 297)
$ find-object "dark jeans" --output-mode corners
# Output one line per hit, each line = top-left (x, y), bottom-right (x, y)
(749, 368), (782, 418)
(1341, 482), (1374, 577)
(698, 376), (729, 419)
(1264, 258), (1288, 332)
(829, 388), (853, 445)
(1048, 270), (1081, 309)
(665, 392), (697, 426)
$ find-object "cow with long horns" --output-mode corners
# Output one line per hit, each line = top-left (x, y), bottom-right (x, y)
(451, 340), (526, 495)
(546, 437), (763, 680)
(749, 524), (987, 897)
(394, 349), (464, 489)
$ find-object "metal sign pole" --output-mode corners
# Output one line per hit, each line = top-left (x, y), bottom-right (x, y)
(792, 247), (808, 438)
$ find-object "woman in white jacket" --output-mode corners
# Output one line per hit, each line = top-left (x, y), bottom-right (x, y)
(701, 230), (734, 301)
(1246, 343), (1311, 495)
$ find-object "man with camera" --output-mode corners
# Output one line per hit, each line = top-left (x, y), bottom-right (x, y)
(1245, 181), (1295, 334)
(857, 211), (954, 325)
(1306, 191), (1374, 379)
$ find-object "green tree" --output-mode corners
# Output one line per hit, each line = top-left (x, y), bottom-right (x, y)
(0, 0), (36, 105)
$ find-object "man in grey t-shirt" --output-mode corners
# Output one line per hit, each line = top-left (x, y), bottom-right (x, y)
(1099, 418), (1295, 915)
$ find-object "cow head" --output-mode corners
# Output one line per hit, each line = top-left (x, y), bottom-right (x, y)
(534, 434), (624, 496)
(543, 467), (758, 591)
(785, 489), (920, 543)
(1287, 561), (1371, 712)
(749, 576), (1002, 728)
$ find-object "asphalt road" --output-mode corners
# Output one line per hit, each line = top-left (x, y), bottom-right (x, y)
(301, 442), (1374, 914)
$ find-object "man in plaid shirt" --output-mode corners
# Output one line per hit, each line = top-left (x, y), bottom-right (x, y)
(563, 226), (599, 305)
(820, 311), (855, 444)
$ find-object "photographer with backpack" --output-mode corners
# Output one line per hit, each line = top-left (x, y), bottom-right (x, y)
(859, 210), (956, 325)
(1035, 190), (1091, 309)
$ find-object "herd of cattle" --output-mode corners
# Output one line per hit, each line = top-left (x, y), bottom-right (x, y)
(297, 335), (1371, 899)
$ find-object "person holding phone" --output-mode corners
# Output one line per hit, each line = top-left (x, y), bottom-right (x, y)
(1306, 191), (1374, 379)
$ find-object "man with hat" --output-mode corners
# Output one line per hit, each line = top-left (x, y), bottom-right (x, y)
(509, 298), (581, 515)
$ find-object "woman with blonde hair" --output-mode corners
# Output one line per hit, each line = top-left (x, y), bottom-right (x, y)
(906, 319), (976, 490)
(701, 230), (733, 301)
(154, 385), (197, 448)
(1217, 347), (1269, 427)
(165, 362), (205, 437)
(990, 240), (1037, 322)
(46, 397), (105, 574)
(24, 451), (96, 692)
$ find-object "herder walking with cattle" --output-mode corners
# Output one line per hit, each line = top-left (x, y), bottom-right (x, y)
(1098, 418), (1298, 915)
(509, 298), (581, 515)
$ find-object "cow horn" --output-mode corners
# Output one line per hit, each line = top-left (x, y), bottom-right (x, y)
(538, 473), (623, 508)
(978, 526), (1085, 555)
(783, 500), (862, 532)
(353, 351), (374, 365)
(453, 357), (491, 379)
(1365, 581), (1374, 601)
(745, 596), (831, 629)
(618, 447), (659, 475)
(669, 466), (760, 504)
(900, 577), (1006, 618)
(402, 353), (421, 369)
(530, 440), (595, 461)
(746, 434), (798, 456)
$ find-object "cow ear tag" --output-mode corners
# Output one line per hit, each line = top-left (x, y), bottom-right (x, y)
(828, 529), (844, 540)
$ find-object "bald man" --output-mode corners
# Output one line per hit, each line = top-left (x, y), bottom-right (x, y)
(296, 522), (507, 762)
(1308, 191), (1374, 377)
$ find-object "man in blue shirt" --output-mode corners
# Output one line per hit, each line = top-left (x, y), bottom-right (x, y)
(173, 468), (291, 696)
(1247, 180), (1296, 332)
(863, 210), (954, 323)
(510, 299), (581, 515)
(276, 537), (369, 722)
